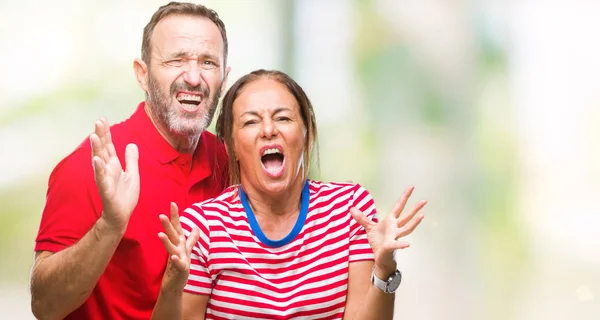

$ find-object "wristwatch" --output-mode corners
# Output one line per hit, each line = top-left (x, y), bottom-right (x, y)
(371, 268), (402, 293)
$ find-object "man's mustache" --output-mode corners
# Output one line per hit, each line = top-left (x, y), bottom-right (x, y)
(170, 82), (210, 97)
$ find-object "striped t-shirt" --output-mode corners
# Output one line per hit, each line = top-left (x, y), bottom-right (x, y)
(180, 180), (377, 319)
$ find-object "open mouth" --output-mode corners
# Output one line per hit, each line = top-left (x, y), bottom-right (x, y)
(176, 93), (202, 111)
(261, 147), (284, 173)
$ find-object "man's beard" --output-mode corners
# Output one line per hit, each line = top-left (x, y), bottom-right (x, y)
(147, 72), (221, 136)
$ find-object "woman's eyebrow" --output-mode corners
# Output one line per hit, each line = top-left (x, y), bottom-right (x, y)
(273, 107), (293, 115)
(239, 111), (260, 118)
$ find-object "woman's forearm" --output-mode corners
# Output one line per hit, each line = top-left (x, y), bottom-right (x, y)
(151, 288), (183, 320)
(344, 262), (399, 320)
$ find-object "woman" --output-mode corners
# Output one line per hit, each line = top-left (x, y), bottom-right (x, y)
(152, 69), (427, 319)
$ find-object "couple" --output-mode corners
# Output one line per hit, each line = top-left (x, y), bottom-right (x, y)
(31, 2), (426, 320)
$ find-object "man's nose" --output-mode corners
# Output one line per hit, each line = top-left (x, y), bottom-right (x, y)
(183, 61), (202, 87)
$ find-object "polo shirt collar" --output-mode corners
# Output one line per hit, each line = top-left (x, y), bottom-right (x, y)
(190, 132), (213, 183)
(129, 102), (213, 177)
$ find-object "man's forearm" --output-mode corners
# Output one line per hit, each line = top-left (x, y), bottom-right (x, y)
(30, 216), (125, 320)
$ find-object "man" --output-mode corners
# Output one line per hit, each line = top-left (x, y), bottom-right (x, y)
(30, 2), (230, 319)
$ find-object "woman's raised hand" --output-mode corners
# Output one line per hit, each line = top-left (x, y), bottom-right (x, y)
(350, 185), (426, 277)
(158, 202), (200, 292)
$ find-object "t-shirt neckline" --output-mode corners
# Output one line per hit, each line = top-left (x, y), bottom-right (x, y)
(239, 180), (310, 248)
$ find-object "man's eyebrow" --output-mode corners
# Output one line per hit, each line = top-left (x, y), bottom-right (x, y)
(165, 51), (220, 62)
(197, 53), (221, 65)
(167, 50), (190, 59)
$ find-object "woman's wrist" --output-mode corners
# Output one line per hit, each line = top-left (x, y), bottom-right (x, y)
(161, 267), (188, 293)
(160, 279), (186, 295)
(373, 250), (397, 277)
(373, 252), (397, 280)
(373, 261), (397, 280)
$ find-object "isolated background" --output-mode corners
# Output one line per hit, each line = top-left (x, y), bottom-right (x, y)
(1, 0), (599, 319)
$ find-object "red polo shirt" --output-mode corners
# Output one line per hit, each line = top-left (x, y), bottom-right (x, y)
(35, 102), (229, 319)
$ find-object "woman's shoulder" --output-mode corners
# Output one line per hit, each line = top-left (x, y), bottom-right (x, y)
(308, 179), (369, 193)
(308, 179), (372, 201)
(179, 186), (242, 233)
(189, 185), (241, 215)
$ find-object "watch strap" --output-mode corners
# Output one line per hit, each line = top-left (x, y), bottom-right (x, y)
(371, 268), (401, 293)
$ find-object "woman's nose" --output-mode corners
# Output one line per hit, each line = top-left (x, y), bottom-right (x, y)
(261, 119), (278, 139)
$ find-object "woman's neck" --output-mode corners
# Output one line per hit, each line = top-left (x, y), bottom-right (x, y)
(241, 177), (306, 220)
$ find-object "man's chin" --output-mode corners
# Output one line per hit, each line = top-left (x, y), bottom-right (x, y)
(169, 120), (207, 137)
(171, 126), (203, 137)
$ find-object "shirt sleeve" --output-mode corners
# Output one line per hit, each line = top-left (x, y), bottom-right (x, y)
(180, 204), (212, 296)
(349, 184), (378, 263)
(35, 145), (103, 253)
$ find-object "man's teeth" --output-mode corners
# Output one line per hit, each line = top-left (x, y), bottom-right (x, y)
(262, 148), (281, 156)
(177, 94), (201, 102)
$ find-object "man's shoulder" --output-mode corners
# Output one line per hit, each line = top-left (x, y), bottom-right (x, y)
(201, 130), (219, 142)
(50, 112), (138, 180)
(106, 114), (138, 146)
(47, 142), (94, 188)
(200, 130), (225, 153)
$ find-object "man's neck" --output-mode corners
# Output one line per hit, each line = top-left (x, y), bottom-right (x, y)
(167, 135), (200, 154)
(144, 103), (200, 154)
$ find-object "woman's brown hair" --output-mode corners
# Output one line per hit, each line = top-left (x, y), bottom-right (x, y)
(216, 69), (318, 185)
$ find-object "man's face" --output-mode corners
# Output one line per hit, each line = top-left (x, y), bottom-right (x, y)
(146, 14), (226, 137)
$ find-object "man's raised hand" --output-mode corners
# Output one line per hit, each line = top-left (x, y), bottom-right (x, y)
(91, 118), (140, 232)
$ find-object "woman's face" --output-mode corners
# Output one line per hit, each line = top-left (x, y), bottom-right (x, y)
(232, 78), (307, 195)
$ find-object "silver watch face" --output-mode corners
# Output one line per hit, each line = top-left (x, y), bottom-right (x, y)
(387, 271), (402, 292)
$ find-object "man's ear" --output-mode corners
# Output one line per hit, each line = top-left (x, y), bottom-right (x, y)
(133, 58), (149, 92)
(220, 66), (231, 96)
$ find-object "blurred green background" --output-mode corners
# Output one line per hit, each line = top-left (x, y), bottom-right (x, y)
(1, 0), (599, 319)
